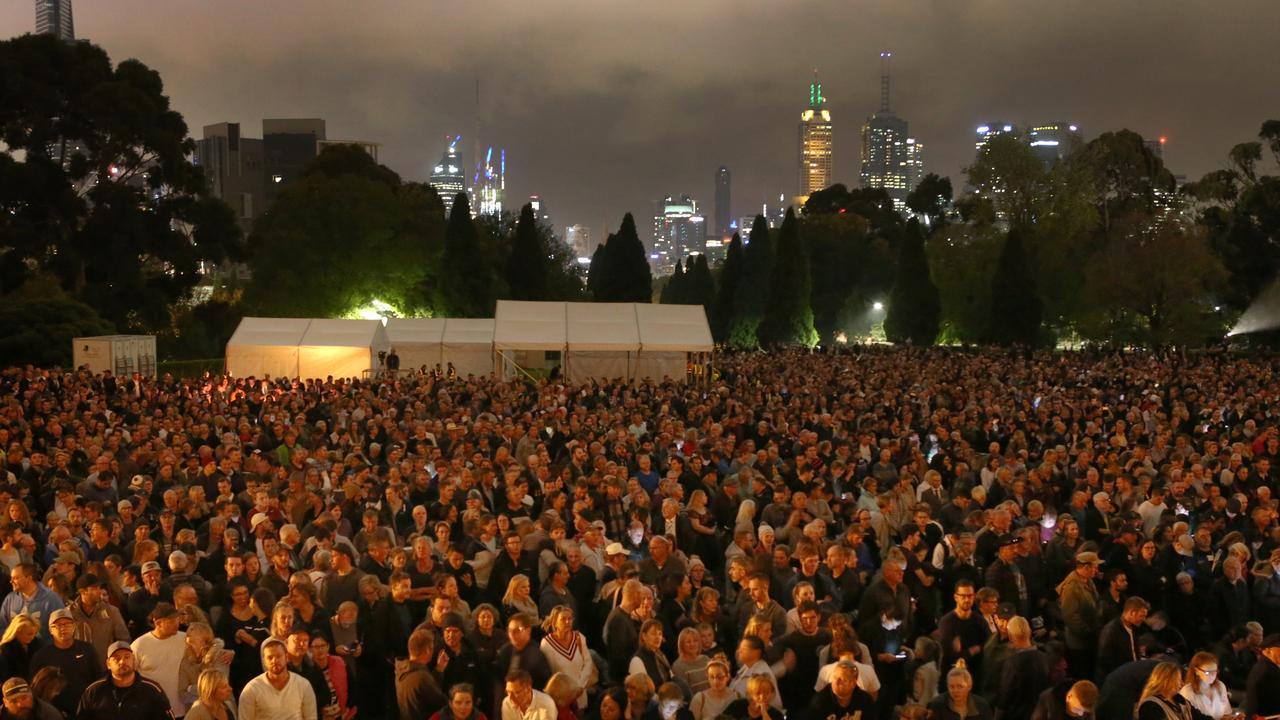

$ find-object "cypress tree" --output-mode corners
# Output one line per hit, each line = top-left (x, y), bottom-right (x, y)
(505, 203), (546, 300)
(987, 226), (1043, 345)
(661, 260), (685, 304)
(711, 233), (744, 343)
(603, 213), (653, 302)
(586, 241), (609, 301)
(757, 208), (818, 347)
(439, 193), (496, 316)
(884, 219), (941, 345)
(728, 216), (774, 348)
(689, 253), (715, 313)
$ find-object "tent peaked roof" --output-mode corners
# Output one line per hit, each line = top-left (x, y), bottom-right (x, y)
(567, 303), (640, 351)
(300, 319), (389, 348)
(444, 318), (496, 345)
(636, 303), (714, 352)
(228, 317), (312, 347)
(494, 301), (567, 350)
(385, 318), (447, 345)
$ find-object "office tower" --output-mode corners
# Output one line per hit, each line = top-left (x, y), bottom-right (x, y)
(35, 0), (73, 41)
(529, 195), (551, 228)
(565, 225), (592, 262)
(859, 52), (921, 213)
(263, 118), (326, 206)
(652, 195), (706, 273)
(1027, 123), (1082, 165)
(974, 122), (1016, 153)
(715, 166), (731, 237)
(194, 122), (265, 233)
(472, 146), (505, 217)
(797, 73), (833, 202)
(430, 136), (466, 216)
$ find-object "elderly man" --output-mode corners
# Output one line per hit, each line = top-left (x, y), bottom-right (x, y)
(638, 535), (687, 586)
(1058, 551), (1103, 680)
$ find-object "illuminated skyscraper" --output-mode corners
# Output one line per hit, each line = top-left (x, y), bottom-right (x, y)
(430, 136), (466, 216)
(974, 122), (1016, 153)
(714, 166), (731, 237)
(35, 0), (73, 41)
(566, 225), (592, 263)
(471, 146), (505, 217)
(652, 195), (706, 273)
(860, 52), (921, 214)
(797, 73), (833, 202)
(1027, 123), (1082, 165)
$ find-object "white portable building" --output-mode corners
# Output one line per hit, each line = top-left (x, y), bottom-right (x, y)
(565, 303), (640, 381)
(72, 335), (158, 377)
(494, 301), (568, 378)
(635, 303), (714, 381)
(384, 318), (447, 371)
(225, 318), (312, 379)
(297, 319), (390, 380)
(442, 319), (496, 377)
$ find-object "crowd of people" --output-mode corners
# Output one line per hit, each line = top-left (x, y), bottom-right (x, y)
(1, 347), (1280, 720)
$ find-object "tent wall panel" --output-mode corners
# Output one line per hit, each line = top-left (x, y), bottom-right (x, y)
(565, 351), (634, 382)
(633, 351), (687, 382)
(298, 346), (371, 380)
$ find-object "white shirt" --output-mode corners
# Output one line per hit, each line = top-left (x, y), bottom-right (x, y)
(815, 660), (881, 696)
(730, 660), (782, 710)
(132, 631), (188, 715)
(240, 672), (318, 720)
(501, 689), (557, 720)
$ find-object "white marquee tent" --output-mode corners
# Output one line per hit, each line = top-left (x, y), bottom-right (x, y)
(493, 301), (712, 382)
(226, 317), (390, 379)
(385, 318), (496, 376)
(384, 318), (447, 370)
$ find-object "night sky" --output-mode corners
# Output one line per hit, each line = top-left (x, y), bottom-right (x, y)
(4, 1), (1278, 243)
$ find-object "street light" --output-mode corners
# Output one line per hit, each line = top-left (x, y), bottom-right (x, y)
(872, 302), (884, 311)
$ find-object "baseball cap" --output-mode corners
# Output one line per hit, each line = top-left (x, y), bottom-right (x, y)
(117, 499), (133, 511)
(2, 678), (31, 699)
(140, 560), (162, 574)
(130, 475), (146, 489)
(1075, 551), (1103, 565)
(605, 542), (627, 556)
(49, 608), (74, 624)
(590, 520), (606, 532)
(107, 641), (133, 657)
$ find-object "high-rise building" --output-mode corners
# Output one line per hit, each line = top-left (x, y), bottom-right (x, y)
(715, 166), (731, 238)
(430, 136), (466, 217)
(565, 224), (592, 263)
(652, 195), (706, 273)
(974, 122), (1016, 153)
(263, 118), (326, 206)
(859, 52), (922, 214)
(797, 73), (833, 203)
(1027, 123), (1082, 165)
(471, 146), (505, 217)
(529, 195), (551, 229)
(35, 0), (73, 41)
(194, 122), (265, 233)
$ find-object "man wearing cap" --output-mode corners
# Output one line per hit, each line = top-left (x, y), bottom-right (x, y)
(68, 573), (130, 663)
(132, 603), (188, 717)
(436, 613), (483, 693)
(1247, 634), (1280, 717)
(986, 534), (1029, 619)
(127, 560), (171, 635)
(1057, 551), (1102, 680)
(322, 544), (365, 611)
(78, 642), (175, 720)
(0, 562), (64, 641)
(240, 638), (318, 720)
(30, 608), (102, 716)
(1, 678), (60, 720)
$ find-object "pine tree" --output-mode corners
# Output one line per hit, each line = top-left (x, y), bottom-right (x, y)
(757, 208), (818, 347)
(987, 226), (1043, 345)
(504, 203), (547, 300)
(587, 241), (609, 301)
(711, 233), (744, 343)
(596, 213), (653, 302)
(661, 260), (685, 303)
(439, 193), (497, 316)
(688, 253), (715, 313)
(884, 220), (941, 345)
(728, 216), (774, 348)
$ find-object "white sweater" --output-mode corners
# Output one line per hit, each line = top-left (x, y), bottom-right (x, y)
(240, 673), (318, 720)
(132, 631), (188, 715)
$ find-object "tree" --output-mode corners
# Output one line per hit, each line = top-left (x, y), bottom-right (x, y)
(587, 243), (608, 300)
(660, 260), (686, 304)
(0, 279), (114, 367)
(1079, 213), (1227, 345)
(884, 220), (940, 345)
(244, 145), (443, 317)
(593, 213), (652, 302)
(439, 193), (501, 316)
(757, 209), (818, 347)
(711, 234), (743, 343)
(906, 173), (953, 227)
(505, 204), (548, 300)
(0, 35), (242, 331)
(1074, 130), (1176, 234)
(687, 254), (715, 313)
(728, 216), (774, 348)
(966, 133), (1048, 228)
(927, 224), (1003, 343)
(986, 227), (1043, 346)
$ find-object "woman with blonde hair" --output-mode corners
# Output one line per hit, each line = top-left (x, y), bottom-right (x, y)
(0, 613), (43, 679)
(1137, 661), (1195, 720)
(719, 674), (783, 720)
(502, 574), (539, 621)
(544, 672), (583, 720)
(540, 607), (594, 710)
(185, 668), (237, 720)
(1179, 651), (1231, 719)
(689, 658), (739, 720)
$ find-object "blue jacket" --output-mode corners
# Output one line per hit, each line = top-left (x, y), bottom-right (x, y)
(0, 583), (66, 639)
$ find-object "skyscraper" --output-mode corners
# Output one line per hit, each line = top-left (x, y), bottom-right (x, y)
(1027, 123), (1083, 165)
(714, 166), (731, 238)
(195, 123), (265, 234)
(859, 52), (922, 214)
(35, 0), (73, 41)
(797, 73), (833, 203)
(529, 195), (551, 228)
(471, 147), (505, 217)
(263, 118), (326, 207)
(430, 136), (466, 216)
(974, 123), (1016, 153)
(565, 225), (592, 263)
(652, 195), (706, 273)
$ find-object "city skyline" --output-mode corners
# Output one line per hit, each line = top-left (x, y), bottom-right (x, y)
(6, 1), (1277, 240)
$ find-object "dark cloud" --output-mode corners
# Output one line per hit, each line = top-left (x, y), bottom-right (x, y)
(4, 0), (1278, 243)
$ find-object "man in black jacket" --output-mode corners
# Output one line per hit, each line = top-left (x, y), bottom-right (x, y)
(1246, 633), (1280, 719)
(808, 661), (876, 720)
(396, 628), (446, 720)
(1095, 597), (1149, 683)
(77, 642), (174, 720)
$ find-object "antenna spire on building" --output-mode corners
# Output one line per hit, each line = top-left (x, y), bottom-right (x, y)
(879, 51), (892, 113)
